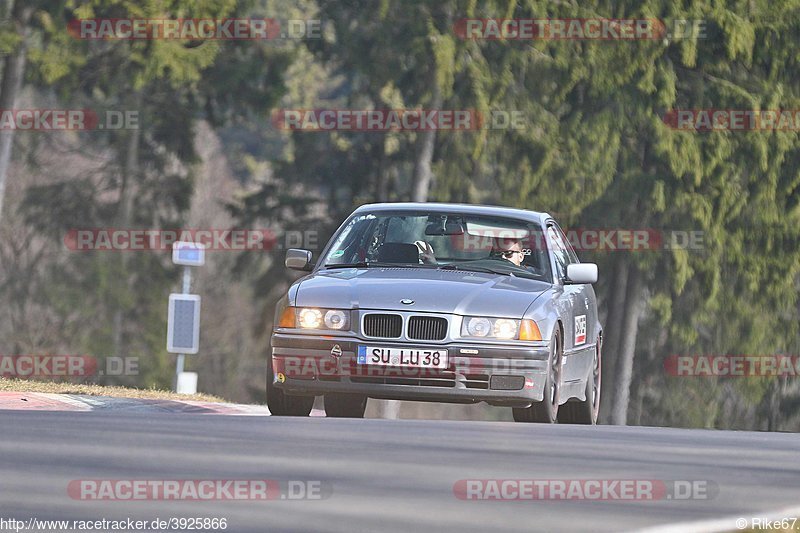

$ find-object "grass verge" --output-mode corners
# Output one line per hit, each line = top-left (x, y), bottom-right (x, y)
(0, 378), (226, 403)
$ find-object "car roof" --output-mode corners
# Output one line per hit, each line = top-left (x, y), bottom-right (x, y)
(352, 202), (552, 225)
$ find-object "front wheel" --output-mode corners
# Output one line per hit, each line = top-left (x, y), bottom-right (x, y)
(324, 393), (368, 418)
(558, 339), (601, 425)
(266, 354), (314, 416)
(513, 329), (562, 423)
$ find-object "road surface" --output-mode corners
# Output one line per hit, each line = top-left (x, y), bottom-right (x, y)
(1, 410), (799, 532)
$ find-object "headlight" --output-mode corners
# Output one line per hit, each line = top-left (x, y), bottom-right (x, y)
(324, 310), (348, 330)
(461, 317), (540, 341)
(283, 307), (351, 331)
(465, 317), (492, 337)
(493, 319), (518, 340)
(298, 308), (323, 328)
(462, 316), (520, 339)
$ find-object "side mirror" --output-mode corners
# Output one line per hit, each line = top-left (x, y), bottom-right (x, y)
(286, 249), (313, 271)
(566, 263), (598, 284)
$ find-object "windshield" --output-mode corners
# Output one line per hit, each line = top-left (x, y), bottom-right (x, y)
(320, 211), (551, 281)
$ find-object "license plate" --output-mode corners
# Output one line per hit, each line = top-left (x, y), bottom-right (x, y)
(357, 346), (448, 369)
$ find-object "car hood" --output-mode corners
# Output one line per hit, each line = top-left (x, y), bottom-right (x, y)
(294, 267), (550, 318)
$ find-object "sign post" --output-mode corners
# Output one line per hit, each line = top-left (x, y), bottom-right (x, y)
(167, 241), (204, 394)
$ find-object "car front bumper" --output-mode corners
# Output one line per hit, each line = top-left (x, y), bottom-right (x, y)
(270, 333), (551, 408)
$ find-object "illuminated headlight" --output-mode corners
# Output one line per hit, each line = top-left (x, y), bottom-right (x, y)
(298, 308), (323, 329)
(294, 308), (351, 331)
(493, 319), (519, 340)
(462, 316), (521, 340)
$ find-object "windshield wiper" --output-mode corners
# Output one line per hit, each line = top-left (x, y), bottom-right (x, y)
(323, 261), (407, 269)
(323, 262), (372, 269)
(439, 264), (511, 276)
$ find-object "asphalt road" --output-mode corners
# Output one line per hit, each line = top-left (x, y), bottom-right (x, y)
(1, 410), (799, 533)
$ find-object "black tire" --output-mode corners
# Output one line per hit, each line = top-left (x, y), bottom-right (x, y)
(266, 353), (314, 416)
(513, 329), (562, 423)
(558, 339), (601, 425)
(324, 393), (368, 418)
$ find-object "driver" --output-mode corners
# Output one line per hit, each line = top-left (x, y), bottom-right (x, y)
(495, 238), (527, 267)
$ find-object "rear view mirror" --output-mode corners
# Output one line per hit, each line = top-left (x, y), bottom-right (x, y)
(425, 215), (465, 236)
(566, 263), (598, 284)
(286, 249), (313, 271)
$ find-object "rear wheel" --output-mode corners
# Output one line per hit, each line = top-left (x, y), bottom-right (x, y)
(324, 393), (368, 418)
(513, 329), (562, 423)
(266, 354), (314, 416)
(558, 339), (601, 425)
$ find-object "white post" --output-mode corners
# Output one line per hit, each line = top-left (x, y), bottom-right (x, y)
(174, 266), (192, 391)
(182, 266), (192, 293)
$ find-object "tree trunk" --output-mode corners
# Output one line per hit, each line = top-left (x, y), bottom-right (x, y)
(611, 266), (643, 425)
(0, 0), (35, 221)
(410, 82), (441, 202)
(374, 141), (389, 201)
(111, 94), (143, 359)
(598, 257), (628, 423)
(767, 379), (781, 431)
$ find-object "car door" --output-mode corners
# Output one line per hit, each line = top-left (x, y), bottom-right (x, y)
(546, 221), (594, 383)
